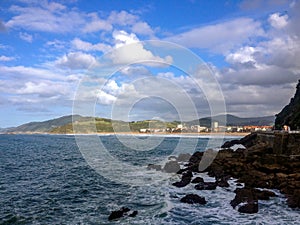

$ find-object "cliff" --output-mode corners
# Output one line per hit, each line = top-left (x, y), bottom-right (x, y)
(275, 80), (300, 130)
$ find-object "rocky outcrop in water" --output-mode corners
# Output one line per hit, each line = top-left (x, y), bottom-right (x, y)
(166, 131), (300, 213)
(108, 207), (138, 221)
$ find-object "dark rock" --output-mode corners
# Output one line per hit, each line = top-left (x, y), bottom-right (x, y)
(238, 201), (258, 214)
(195, 182), (217, 190)
(191, 177), (204, 184)
(275, 80), (300, 130)
(231, 188), (259, 213)
(180, 194), (207, 205)
(217, 178), (230, 188)
(172, 170), (193, 188)
(147, 164), (162, 171)
(163, 161), (180, 173)
(221, 132), (258, 149)
(129, 211), (138, 217)
(108, 207), (130, 221)
(189, 151), (203, 165)
(254, 189), (276, 200)
(287, 189), (300, 208)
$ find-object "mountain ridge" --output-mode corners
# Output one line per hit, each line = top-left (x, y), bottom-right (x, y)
(3, 114), (275, 134)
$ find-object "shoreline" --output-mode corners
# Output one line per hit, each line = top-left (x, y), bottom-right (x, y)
(2, 132), (250, 137)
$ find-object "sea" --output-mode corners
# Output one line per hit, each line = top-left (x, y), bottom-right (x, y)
(0, 134), (299, 225)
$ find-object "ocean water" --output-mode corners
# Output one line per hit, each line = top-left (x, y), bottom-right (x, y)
(0, 134), (299, 225)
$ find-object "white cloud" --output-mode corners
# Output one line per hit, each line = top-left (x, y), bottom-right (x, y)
(131, 22), (154, 36)
(108, 10), (138, 26)
(55, 52), (97, 69)
(16, 81), (68, 97)
(71, 38), (111, 52)
(0, 65), (65, 80)
(268, 13), (289, 29)
(83, 12), (112, 33)
(0, 55), (15, 61)
(97, 90), (117, 105)
(19, 32), (33, 42)
(6, 4), (85, 33)
(110, 30), (173, 65)
(166, 18), (264, 53)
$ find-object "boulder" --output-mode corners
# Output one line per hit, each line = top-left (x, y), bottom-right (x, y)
(230, 188), (259, 214)
(180, 194), (207, 205)
(163, 161), (180, 173)
(172, 170), (193, 188)
(195, 182), (217, 190)
(108, 207), (130, 221)
(191, 177), (204, 184)
(287, 189), (300, 208)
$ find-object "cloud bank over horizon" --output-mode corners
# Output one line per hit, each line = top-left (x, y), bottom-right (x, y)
(0, 0), (299, 127)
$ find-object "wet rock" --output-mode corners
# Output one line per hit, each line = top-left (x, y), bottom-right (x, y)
(231, 188), (259, 214)
(238, 201), (258, 214)
(108, 207), (130, 221)
(287, 189), (300, 208)
(180, 194), (207, 205)
(163, 161), (180, 173)
(254, 189), (276, 200)
(129, 210), (138, 217)
(188, 151), (203, 165)
(147, 164), (162, 171)
(177, 153), (191, 162)
(172, 170), (193, 188)
(216, 178), (230, 188)
(191, 177), (204, 184)
(221, 132), (258, 149)
(195, 182), (217, 190)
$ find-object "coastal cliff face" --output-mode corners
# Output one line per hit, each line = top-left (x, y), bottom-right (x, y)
(275, 80), (300, 130)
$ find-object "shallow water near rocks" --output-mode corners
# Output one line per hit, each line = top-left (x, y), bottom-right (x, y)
(0, 134), (299, 224)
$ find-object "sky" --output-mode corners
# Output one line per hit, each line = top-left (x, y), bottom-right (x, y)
(0, 0), (300, 127)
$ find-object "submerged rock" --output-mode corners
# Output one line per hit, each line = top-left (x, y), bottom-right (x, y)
(147, 164), (162, 171)
(180, 194), (207, 205)
(108, 207), (130, 221)
(195, 181), (217, 190)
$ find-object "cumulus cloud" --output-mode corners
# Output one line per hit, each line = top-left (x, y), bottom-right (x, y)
(0, 56), (15, 61)
(131, 22), (154, 36)
(71, 38), (111, 52)
(108, 10), (138, 26)
(19, 32), (33, 42)
(6, 3), (85, 33)
(109, 30), (172, 66)
(166, 18), (264, 53)
(83, 13), (112, 33)
(268, 13), (289, 29)
(55, 52), (97, 69)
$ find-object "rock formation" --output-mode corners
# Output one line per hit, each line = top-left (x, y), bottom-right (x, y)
(275, 80), (300, 130)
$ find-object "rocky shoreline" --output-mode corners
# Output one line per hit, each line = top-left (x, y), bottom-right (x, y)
(165, 131), (300, 213)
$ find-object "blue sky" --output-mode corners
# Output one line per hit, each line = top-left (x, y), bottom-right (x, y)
(0, 0), (300, 127)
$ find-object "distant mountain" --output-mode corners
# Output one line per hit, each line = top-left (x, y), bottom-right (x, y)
(275, 80), (300, 130)
(189, 114), (275, 127)
(3, 113), (275, 134)
(6, 115), (83, 133)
